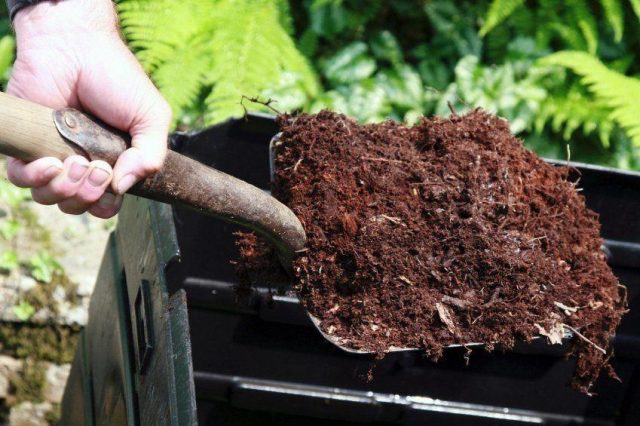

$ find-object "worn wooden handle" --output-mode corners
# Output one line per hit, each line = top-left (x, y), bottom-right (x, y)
(0, 91), (78, 161)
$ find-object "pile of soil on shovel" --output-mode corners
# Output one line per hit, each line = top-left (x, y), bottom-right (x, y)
(235, 109), (627, 393)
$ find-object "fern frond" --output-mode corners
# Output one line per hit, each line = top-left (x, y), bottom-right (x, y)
(479, 0), (524, 36)
(152, 39), (211, 115)
(119, 0), (318, 126)
(548, 23), (589, 53)
(541, 51), (640, 147)
(601, 0), (624, 42)
(118, 0), (212, 73)
(275, 0), (294, 34)
(630, 0), (640, 21)
(535, 84), (615, 147)
(204, 0), (318, 123)
(567, 0), (598, 54)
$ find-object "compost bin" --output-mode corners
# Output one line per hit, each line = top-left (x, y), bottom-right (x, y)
(61, 114), (640, 425)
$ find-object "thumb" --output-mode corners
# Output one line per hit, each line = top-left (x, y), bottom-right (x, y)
(112, 100), (172, 194)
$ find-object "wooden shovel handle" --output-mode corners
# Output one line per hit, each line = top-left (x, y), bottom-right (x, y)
(0, 91), (77, 161)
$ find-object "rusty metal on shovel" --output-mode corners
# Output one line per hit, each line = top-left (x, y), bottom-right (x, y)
(0, 92), (571, 355)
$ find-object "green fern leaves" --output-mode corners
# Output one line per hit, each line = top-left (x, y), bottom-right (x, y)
(481, 0), (628, 51)
(542, 51), (640, 147)
(535, 84), (615, 148)
(601, 0), (624, 42)
(118, 0), (318, 125)
(479, 0), (524, 37)
(631, 0), (640, 20)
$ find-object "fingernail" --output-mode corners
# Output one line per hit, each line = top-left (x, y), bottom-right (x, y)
(116, 174), (137, 194)
(68, 162), (88, 182)
(42, 165), (62, 180)
(97, 193), (120, 209)
(87, 167), (111, 186)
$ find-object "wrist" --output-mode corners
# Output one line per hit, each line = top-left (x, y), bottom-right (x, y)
(14, 0), (118, 40)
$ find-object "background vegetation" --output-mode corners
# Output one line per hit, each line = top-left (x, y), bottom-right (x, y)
(1, 0), (640, 171)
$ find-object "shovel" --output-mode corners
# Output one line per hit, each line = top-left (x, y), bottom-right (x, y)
(0, 92), (305, 268)
(0, 92), (571, 355)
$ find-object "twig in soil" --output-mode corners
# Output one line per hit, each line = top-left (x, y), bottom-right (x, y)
(554, 301), (579, 316)
(361, 156), (406, 164)
(409, 180), (443, 186)
(528, 236), (548, 243)
(447, 101), (457, 116)
(240, 95), (282, 117)
(398, 275), (414, 285)
(562, 324), (607, 355)
(368, 215), (406, 227)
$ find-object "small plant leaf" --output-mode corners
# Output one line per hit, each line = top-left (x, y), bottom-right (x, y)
(0, 178), (31, 209)
(0, 250), (19, 272)
(13, 301), (36, 322)
(0, 218), (20, 240)
(321, 42), (376, 85)
(479, 0), (525, 37)
(28, 251), (62, 283)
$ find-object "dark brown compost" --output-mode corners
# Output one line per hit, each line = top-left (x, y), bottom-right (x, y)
(236, 109), (627, 393)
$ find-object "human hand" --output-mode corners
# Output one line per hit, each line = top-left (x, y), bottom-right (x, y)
(5, 0), (172, 218)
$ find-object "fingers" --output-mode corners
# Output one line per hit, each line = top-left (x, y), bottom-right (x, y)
(23, 155), (116, 217)
(31, 156), (90, 205)
(57, 160), (113, 214)
(88, 193), (123, 219)
(7, 157), (64, 188)
(112, 99), (172, 194)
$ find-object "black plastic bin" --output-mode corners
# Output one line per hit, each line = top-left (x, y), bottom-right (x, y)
(61, 114), (640, 425)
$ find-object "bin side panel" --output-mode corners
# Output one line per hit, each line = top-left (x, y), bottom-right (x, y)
(116, 196), (193, 425)
(169, 290), (197, 425)
(85, 233), (138, 425)
(60, 332), (94, 426)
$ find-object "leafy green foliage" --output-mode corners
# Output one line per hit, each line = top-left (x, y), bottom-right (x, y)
(476, 0), (640, 167)
(542, 51), (640, 147)
(304, 1), (487, 123)
(482, 0), (633, 53)
(0, 249), (18, 272)
(27, 251), (62, 284)
(535, 83), (616, 148)
(437, 55), (548, 134)
(118, 0), (318, 125)
(308, 34), (428, 123)
(0, 34), (15, 82)
(479, 0), (524, 37)
(0, 178), (30, 209)
(601, 0), (624, 42)
(436, 36), (557, 135)
(0, 218), (20, 240)
(631, 0), (640, 19)
(13, 301), (35, 321)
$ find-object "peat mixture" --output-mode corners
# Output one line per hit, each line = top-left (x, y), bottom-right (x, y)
(236, 109), (627, 393)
